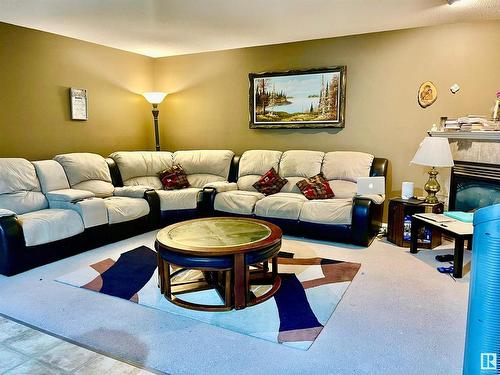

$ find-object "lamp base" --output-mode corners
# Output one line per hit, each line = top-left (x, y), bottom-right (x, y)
(424, 167), (440, 204)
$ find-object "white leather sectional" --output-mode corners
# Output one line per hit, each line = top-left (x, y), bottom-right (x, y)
(0, 148), (387, 276)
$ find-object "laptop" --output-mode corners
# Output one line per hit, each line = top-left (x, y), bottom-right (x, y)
(357, 176), (385, 195)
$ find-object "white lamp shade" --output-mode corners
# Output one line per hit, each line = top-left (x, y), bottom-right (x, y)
(411, 137), (454, 167)
(143, 92), (167, 104)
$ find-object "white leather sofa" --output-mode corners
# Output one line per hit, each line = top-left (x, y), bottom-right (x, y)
(0, 158), (87, 275)
(214, 150), (387, 246)
(109, 150), (235, 223)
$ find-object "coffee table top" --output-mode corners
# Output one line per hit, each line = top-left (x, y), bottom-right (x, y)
(156, 217), (282, 256)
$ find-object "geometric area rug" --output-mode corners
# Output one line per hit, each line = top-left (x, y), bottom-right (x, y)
(56, 246), (360, 350)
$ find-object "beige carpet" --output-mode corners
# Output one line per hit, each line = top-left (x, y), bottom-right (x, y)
(0, 231), (470, 375)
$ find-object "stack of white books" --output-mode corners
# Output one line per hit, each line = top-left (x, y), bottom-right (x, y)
(442, 115), (498, 132)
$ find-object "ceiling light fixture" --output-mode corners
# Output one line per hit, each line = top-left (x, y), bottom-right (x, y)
(447, 0), (460, 4)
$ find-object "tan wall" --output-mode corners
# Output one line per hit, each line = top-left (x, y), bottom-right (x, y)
(0, 22), (155, 160)
(1, 20), (498, 220)
(154, 21), (500, 206)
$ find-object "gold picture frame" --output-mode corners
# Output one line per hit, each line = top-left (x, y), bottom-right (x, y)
(249, 66), (346, 129)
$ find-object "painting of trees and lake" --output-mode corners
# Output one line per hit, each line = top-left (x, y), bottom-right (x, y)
(249, 67), (346, 129)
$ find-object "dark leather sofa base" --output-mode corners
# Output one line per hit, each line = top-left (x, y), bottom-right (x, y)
(213, 211), (377, 247)
(160, 209), (203, 226)
(0, 231), (87, 277)
(0, 216), (150, 276)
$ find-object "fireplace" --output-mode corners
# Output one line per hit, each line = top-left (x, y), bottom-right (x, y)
(449, 161), (500, 212)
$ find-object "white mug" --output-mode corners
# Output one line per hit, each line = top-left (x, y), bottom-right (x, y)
(402, 182), (414, 199)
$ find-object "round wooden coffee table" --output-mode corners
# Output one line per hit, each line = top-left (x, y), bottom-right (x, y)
(155, 217), (282, 311)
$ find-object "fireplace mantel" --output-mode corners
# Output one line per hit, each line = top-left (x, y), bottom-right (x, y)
(428, 131), (500, 141)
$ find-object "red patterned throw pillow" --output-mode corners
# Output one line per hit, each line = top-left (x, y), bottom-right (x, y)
(158, 165), (190, 190)
(252, 168), (288, 195)
(296, 173), (335, 200)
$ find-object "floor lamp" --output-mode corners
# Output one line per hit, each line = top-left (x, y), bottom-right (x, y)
(143, 92), (167, 151)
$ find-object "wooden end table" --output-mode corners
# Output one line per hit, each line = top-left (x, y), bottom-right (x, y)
(155, 217), (282, 311)
(387, 198), (443, 249)
(410, 213), (473, 278)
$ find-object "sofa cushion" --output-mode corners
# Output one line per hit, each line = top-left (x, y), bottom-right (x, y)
(237, 150), (283, 191)
(322, 151), (374, 182)
(214, 190), (264, 215)
(18, 209), (84, 246)
(279, 151), (325, 193)
(109, 151), (173, 189)
(0, 209), (16, 218)
(32, 160), (70, 193)
(156, 188), (201, 211)
(0, 158), (48, 214)
(113, 186), (151, 199)
(299, 199), (353, 225)
(159, 165), (190, 190)
(296, 173), (334, 200)
(54, 153), (115, 198)
(328, 180), (357, 199)
(173, 150), (234, 188)
(252, 168), (288, 196)
(71, 180), (115, 198)
(104, 197), (150, 224)
(254, 192), (307, 220)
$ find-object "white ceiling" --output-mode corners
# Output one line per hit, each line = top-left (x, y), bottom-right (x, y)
(0, 0), (499, 58)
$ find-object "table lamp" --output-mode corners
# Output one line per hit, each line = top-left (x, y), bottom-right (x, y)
(143, 92), (167, 151)
(410, 136), (454, 204)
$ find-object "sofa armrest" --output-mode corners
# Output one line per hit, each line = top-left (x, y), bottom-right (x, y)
(49, 198), (108, 228)
(0, 209), (16, 218)
(144, 190), (161, 228)
(0, 214), (26, 276)
(114, 186), (153, 198)
(351, 197), (380, 247)
(203, 181), (238, 193)
(197, 187), (217, 215)
(354, 194), (385, 205)
(46, 189), (95, 202)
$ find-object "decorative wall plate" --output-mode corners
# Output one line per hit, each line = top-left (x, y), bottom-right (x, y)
(418, 81), (437, 108)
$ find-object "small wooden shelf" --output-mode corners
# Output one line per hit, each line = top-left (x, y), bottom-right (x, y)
(428, 131), (500, 141)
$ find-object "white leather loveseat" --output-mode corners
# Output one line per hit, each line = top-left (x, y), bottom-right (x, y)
(109, 150), (235, 223)
(214, 150), (387, 246)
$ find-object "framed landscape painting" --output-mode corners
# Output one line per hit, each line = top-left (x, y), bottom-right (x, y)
(249, 66), (346, 129)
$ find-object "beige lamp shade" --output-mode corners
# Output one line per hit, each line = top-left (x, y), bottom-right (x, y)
(143, 92), (167, 104)
(411, 137), (454, 167)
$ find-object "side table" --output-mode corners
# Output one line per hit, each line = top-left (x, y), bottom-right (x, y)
(387, 198), (443, 249)
(410, 213), (473, 278)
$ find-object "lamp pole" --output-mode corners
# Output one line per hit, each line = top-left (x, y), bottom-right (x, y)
(152, 103), (160, 151)
(142, 92), (167, 152)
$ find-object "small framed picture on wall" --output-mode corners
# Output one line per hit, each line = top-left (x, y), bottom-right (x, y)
(70, 88), (88, 120)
